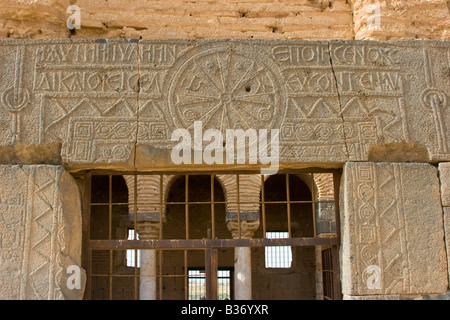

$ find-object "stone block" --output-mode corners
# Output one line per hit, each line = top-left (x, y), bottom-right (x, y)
(439, 162), (450, 206)
(0, 165), (84, 299)
(341, 162), (448, 296)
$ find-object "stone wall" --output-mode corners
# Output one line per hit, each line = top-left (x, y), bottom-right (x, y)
(1, 1), (448, 40)
(0, 0), (449, 300)
(0, 165), (84, 300)
(341, 162), (448, 299)
(0, 39), (448, 170)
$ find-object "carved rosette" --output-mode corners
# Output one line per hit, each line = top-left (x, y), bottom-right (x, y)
(167, 43), (286, 137)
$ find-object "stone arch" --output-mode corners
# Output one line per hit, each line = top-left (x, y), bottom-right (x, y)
(123, 174), (263, 222)
(262, 173), (334, 201)
(123, 173), (333, 227)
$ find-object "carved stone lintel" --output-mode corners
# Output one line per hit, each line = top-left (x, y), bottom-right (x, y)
(227, 219), (260, 239)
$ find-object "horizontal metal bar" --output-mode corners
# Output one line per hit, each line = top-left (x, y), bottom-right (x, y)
(90, 200), (336, 206)
(84, 167), (342, 176)
(89, 237), (338, 250)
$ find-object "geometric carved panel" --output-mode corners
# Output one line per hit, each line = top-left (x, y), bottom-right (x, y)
(341, 162), (448, 295)
(0, 40), (448, 169)
(0, 165), (84, 299)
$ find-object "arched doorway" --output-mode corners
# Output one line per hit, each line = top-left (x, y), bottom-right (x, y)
(252, 174), (316, 300)
(83, 170), (341, 300)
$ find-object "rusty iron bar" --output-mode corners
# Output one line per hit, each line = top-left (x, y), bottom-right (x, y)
(133, 174), (138, 300)
(160, 174), (163, 240)
(185, 175), (189, 240)
(211, 175), (215, 239)
(236, 174), (241, 239)
(87, 167), (342, 176)
(311, 173), (317, 237)
(90, 200), (335, 206)
(286, 174), (291, 237)
(89, 237), (337, 250)
(81, 172), (92, 300)
(261, 174), (266, 238)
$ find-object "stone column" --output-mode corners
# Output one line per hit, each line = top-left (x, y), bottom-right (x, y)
(132, 216), (161, 300)
(226, 214), (260, 300)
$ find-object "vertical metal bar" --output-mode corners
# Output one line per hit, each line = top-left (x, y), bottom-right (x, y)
(108, 175), (113, 300)
(109, 249), (113, 300)
(184, 250), (188, 300)
(81, 172), (92, 300)
(211, 175), (215, 239)
(286, 174), (291, 238)
(332, 170), (343, 300)
(236, 174), (241, 239)
(205, 248), (218, 300)
(133, 174), (138, 300)
(333, 171), (342, 243)
(311, 173), (317, 237)
(261, 174), (266, 238)
(133, 174), (138, 236)
(134, 246), (138, 300)
(109, 175), (112, 240)
(159, 174), (163, 240)
(185, 175), (189, 239)
(159, 250), (163, 300)
(184, 174), (189, 300)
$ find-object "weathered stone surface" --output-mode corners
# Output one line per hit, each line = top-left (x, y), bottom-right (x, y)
(439, 162), (450, 206)
(0, 39), (449, 170)
(0, 165), (84, 299)
(2, 0), (448, 41)
(341, 162), (448, 296)
(350, 0), (450, 41)
(444, 207), (450, 286)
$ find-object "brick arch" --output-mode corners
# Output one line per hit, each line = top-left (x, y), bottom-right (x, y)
(123, 173), (333, 218)
(216, 174), (261, 214)
(262, 173), (334, 201)
(123, 174), (176, 214)
(123, 174), (262, 217)
(313, 173), (335, 200)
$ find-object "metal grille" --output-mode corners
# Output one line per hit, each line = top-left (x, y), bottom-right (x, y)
(188, 269), (231, 300)
(265, 232), (292, 268)
(322, 248), (336, 300)
(80, 170), (342, 300)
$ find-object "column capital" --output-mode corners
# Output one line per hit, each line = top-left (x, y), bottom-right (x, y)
(227, 219), (260, 239)
(136, 221), (160, 240)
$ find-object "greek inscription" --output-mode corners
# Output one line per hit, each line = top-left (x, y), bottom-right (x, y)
(34, 70), (142, 93)
(331, 46), (401, 66)
(35, 43), (137, 64)
(140, 44), (179, 65)
(272, 45), (330, 65)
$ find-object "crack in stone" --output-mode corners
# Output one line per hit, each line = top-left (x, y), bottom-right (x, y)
(135, 41), (141, 171)
(327, 41), (350, 160)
